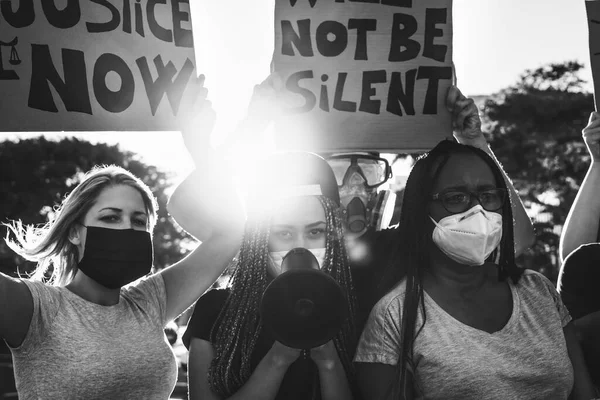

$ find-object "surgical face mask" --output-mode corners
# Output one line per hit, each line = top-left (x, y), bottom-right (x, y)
(269, 248), (326, 275)
(430, 205), (503, 267)
(77, 226), (153, 289)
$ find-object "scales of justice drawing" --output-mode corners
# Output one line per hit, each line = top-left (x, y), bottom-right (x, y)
(0, 37), (21, 80)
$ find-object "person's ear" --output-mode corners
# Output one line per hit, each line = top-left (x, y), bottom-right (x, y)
(68, 225), (82, 246)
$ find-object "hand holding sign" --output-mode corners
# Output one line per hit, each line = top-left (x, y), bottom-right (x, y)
(446, 85), (486, 149)
(222, 73), (284, 157)
(583, 111), (600, 163)
(229, 73), (283, 145)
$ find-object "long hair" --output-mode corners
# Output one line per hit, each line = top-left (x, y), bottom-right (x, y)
(208, 195), (357, 397)
(4, 165), (158, 286)
(379, 140), (523, 398)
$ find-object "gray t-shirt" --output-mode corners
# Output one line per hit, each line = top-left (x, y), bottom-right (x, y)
(355, 269), (574, 400)
(9, 274), (177, 400)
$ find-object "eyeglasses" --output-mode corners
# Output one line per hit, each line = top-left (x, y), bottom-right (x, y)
(431, 188), (508, 214)
(326, 155), (392, 189)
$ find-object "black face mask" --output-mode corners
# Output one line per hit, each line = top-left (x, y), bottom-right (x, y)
(77, 226), (153, 289)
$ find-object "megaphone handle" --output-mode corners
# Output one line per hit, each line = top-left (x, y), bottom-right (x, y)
(301, 349), (310, 360)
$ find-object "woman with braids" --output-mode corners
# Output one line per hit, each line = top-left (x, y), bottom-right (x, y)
(179, 151), (358, 400)
(353, 140), (597, 399)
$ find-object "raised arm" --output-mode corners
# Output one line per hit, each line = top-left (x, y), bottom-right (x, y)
(0, 274), (34, 348)
(161, 78), (245, 322)
(559, 112), (600, 262)
(447, 86), (535, 256)
(188, 338), (301, 400)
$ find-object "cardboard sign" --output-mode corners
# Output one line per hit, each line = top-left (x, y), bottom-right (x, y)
(0, 0), (198, 132)
(272, 0), (454, 152)
(587, 0), (600, 111)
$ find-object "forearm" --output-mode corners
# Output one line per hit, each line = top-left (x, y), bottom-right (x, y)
(224, 352), (291, 400)
(560, 163), (600, 262)
(168, 167), (245, 241)
(161, 232), (242, 322)
(317, 355), (354, 400)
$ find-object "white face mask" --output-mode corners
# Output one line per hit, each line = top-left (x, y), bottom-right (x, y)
(430, 205), (503, 267)
(268, 248), (326, 276)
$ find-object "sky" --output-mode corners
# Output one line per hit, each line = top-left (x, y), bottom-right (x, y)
(1, 0), (594, 177)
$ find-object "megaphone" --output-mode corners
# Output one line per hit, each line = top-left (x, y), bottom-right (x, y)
(260, 248), (347, 350)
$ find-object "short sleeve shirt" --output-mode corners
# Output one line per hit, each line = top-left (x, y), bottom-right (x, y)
(355, 269), (574, 400)
(9, 274), (177, 400)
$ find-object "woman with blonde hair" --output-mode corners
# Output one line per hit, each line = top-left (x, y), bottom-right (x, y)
(1, 88), (243, 399)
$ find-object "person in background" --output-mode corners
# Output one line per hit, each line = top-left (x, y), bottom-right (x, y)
(0, 79), (244, 399)
(354, 139), (596, 400)
(558, 111), (600, 390)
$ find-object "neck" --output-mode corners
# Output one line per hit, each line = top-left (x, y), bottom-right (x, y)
(66, 271), (120, 306)
(425, 244), (495, 297)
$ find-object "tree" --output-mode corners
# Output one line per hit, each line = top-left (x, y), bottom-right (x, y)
(0, 136), (193, 277)
(481, 61), (595, 281)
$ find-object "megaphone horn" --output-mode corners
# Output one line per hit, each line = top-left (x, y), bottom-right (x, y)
(260, 248), (348, 350)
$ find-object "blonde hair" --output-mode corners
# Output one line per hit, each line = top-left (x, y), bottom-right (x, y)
(5, 165), (158, 286)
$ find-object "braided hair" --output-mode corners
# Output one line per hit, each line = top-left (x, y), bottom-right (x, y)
(378, 140), (524, 398)
(208, 153), (357, 397)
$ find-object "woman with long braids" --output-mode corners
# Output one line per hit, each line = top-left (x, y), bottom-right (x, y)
(178, 151), (358, 400)
(353, 140), (596, 399)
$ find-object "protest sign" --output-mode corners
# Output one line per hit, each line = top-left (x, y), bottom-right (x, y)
(272, 0), (454, 152)
(587, 0), (600, 111)
(0, 0), (198, 132)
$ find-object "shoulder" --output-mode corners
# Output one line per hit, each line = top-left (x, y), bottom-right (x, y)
(516, 269), (556, 293)
(21, 278), (61, 298)
(182, 288), (230, 349)
(10, 279), (63, 351)
(122, 273), (166, 298)
(354, 279), (407, 365)
(369, 279), (407, 321)
(515, 269), (572, 324)
(121, 273), (169, 326)
(20, 279), (63, 316)
(121, 273), (169, 312)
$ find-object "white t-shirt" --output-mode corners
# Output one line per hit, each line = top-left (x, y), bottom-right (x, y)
(355, 269), (574, 400)
(9, 274), (177, 400)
